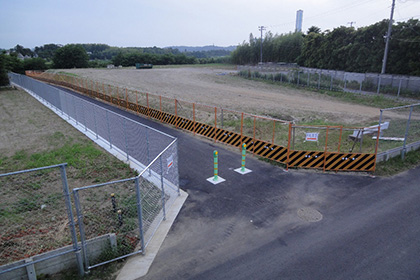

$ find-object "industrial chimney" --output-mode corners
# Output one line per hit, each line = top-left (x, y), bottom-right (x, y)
(296, 10), (303, 32)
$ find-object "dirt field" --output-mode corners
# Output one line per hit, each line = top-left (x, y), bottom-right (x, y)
(0, 89), (86, 158)
(61, 66), (385, 126)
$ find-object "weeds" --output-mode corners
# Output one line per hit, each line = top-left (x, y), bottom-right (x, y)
(375, 148), (420, 176)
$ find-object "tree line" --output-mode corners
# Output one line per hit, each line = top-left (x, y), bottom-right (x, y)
(231, 19), (420, 76)
(0, 43), (232, 74)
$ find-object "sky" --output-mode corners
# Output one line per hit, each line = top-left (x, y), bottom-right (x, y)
(1, 0), (420, 49)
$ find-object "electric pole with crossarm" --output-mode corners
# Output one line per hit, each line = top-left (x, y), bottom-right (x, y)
(381, 0), (396, 74)
(258, 26), (266, 64)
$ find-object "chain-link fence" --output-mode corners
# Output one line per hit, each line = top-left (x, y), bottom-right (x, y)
(73, 145), (178, 271)
(23, 71), (383, 172)
(24, 71), (292, 152)
(377, 103), (420, 161)
(237, 65), (420, 99)
(0, 164), (83, 279)
(9, 73), (178, 187)
(5, 73), (180, 276)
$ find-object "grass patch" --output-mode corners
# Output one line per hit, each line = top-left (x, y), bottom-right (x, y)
(1, 135), (137, 184)
(154, 63), (235, 69)
(319, 89), (410, 109)
(374, 148), (420, 176)
(46, 70), (80, 77)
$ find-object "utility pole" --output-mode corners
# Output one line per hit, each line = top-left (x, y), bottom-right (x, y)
(258, 26), (266, 64)
(381, 0), (396, 74)
(347, 21), (356, 28)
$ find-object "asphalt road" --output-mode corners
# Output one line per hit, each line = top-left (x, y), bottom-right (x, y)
(55, 85), (420, 280)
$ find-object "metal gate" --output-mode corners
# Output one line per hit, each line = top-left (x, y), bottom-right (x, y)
(73, 177), (146, 270)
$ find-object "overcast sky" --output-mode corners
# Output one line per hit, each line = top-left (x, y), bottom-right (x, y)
(1, 0), (419, 49)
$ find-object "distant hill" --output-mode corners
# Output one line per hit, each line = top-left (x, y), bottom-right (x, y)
(168, 45), (236, 53)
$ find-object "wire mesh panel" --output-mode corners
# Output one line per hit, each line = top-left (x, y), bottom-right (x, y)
(161, 96), (175, 118)
(379, 104), (420, 153)
(160, 141), (179, 193)
(125, 120), (150, 166)
(253, 116), (277, 145)
(176, 99), (194, 121)
(108, 111), (127, 155)
(241, 113), (255, 147)
(217, 109), (242, 136)
(73, 178), (144, 270)
(291, 125), (327, 152)
(274, 121), (290, 148)
(141, 159), (166, 246)
(194, 103), (215, 127)
(0, 164), (80, 277)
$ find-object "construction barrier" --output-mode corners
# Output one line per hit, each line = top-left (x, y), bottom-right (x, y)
(25, 71), (378, 172)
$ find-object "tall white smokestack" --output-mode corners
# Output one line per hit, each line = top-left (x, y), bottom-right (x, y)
(296, 10), (303, 32)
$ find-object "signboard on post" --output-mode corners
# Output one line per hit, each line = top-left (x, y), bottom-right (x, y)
(306, 133), (319, 142)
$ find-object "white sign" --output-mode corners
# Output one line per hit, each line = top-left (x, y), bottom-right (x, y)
(167, 155), (174, 172)
(306, 133), (319, 142)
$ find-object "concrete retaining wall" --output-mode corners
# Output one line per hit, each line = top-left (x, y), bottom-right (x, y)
(376, 141), (420, 162)
(0, 234), (116, 280)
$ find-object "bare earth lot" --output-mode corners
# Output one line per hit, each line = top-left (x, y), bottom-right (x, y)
(62, 66), (385, 125)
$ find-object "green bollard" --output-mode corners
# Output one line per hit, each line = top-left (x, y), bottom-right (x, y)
(241, 143), (246, 172)
(214, 150), (218, 181)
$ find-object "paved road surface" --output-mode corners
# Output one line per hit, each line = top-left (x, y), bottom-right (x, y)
(55, 86), (420, 280)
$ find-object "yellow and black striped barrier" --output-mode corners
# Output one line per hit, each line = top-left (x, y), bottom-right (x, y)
(29, 74), (377, 173)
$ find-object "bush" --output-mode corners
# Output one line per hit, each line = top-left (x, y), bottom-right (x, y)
(23, 57), (48, 71)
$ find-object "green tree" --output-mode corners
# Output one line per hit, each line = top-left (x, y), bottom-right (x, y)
(34, 44), (61, 60)
(53, 44), (89, 68)
(3, 53), (24, 74)
(23, 57), (48, 70)
(0, 53), (10, 86)
(307, 26), (321, 34)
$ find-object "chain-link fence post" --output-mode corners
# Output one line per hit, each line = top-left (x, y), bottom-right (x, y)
(81, 100), (87, 132)
(146, 128), (151, 176)
(106, 110), (112, 149)
(72, 95), (78, 125)
(377, 74), (382, 94)
(344, 73), (347, 90)
(60, 165), (85, 276)
(359, 74), (364, 92)
(297, 71), (300, 86)
(330, 74), (333, 91)
(318, 72), (321, 89)
(73, 189), (89, 271)
(64, 91), (71, 121)
(123, 118), (129, 161)
(93, 105), (98, 139)
(159, 156), (167, 221)
(397, 79), (402, 98)
(134, 177), (145, 255)
(402, 105), (414, 160)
